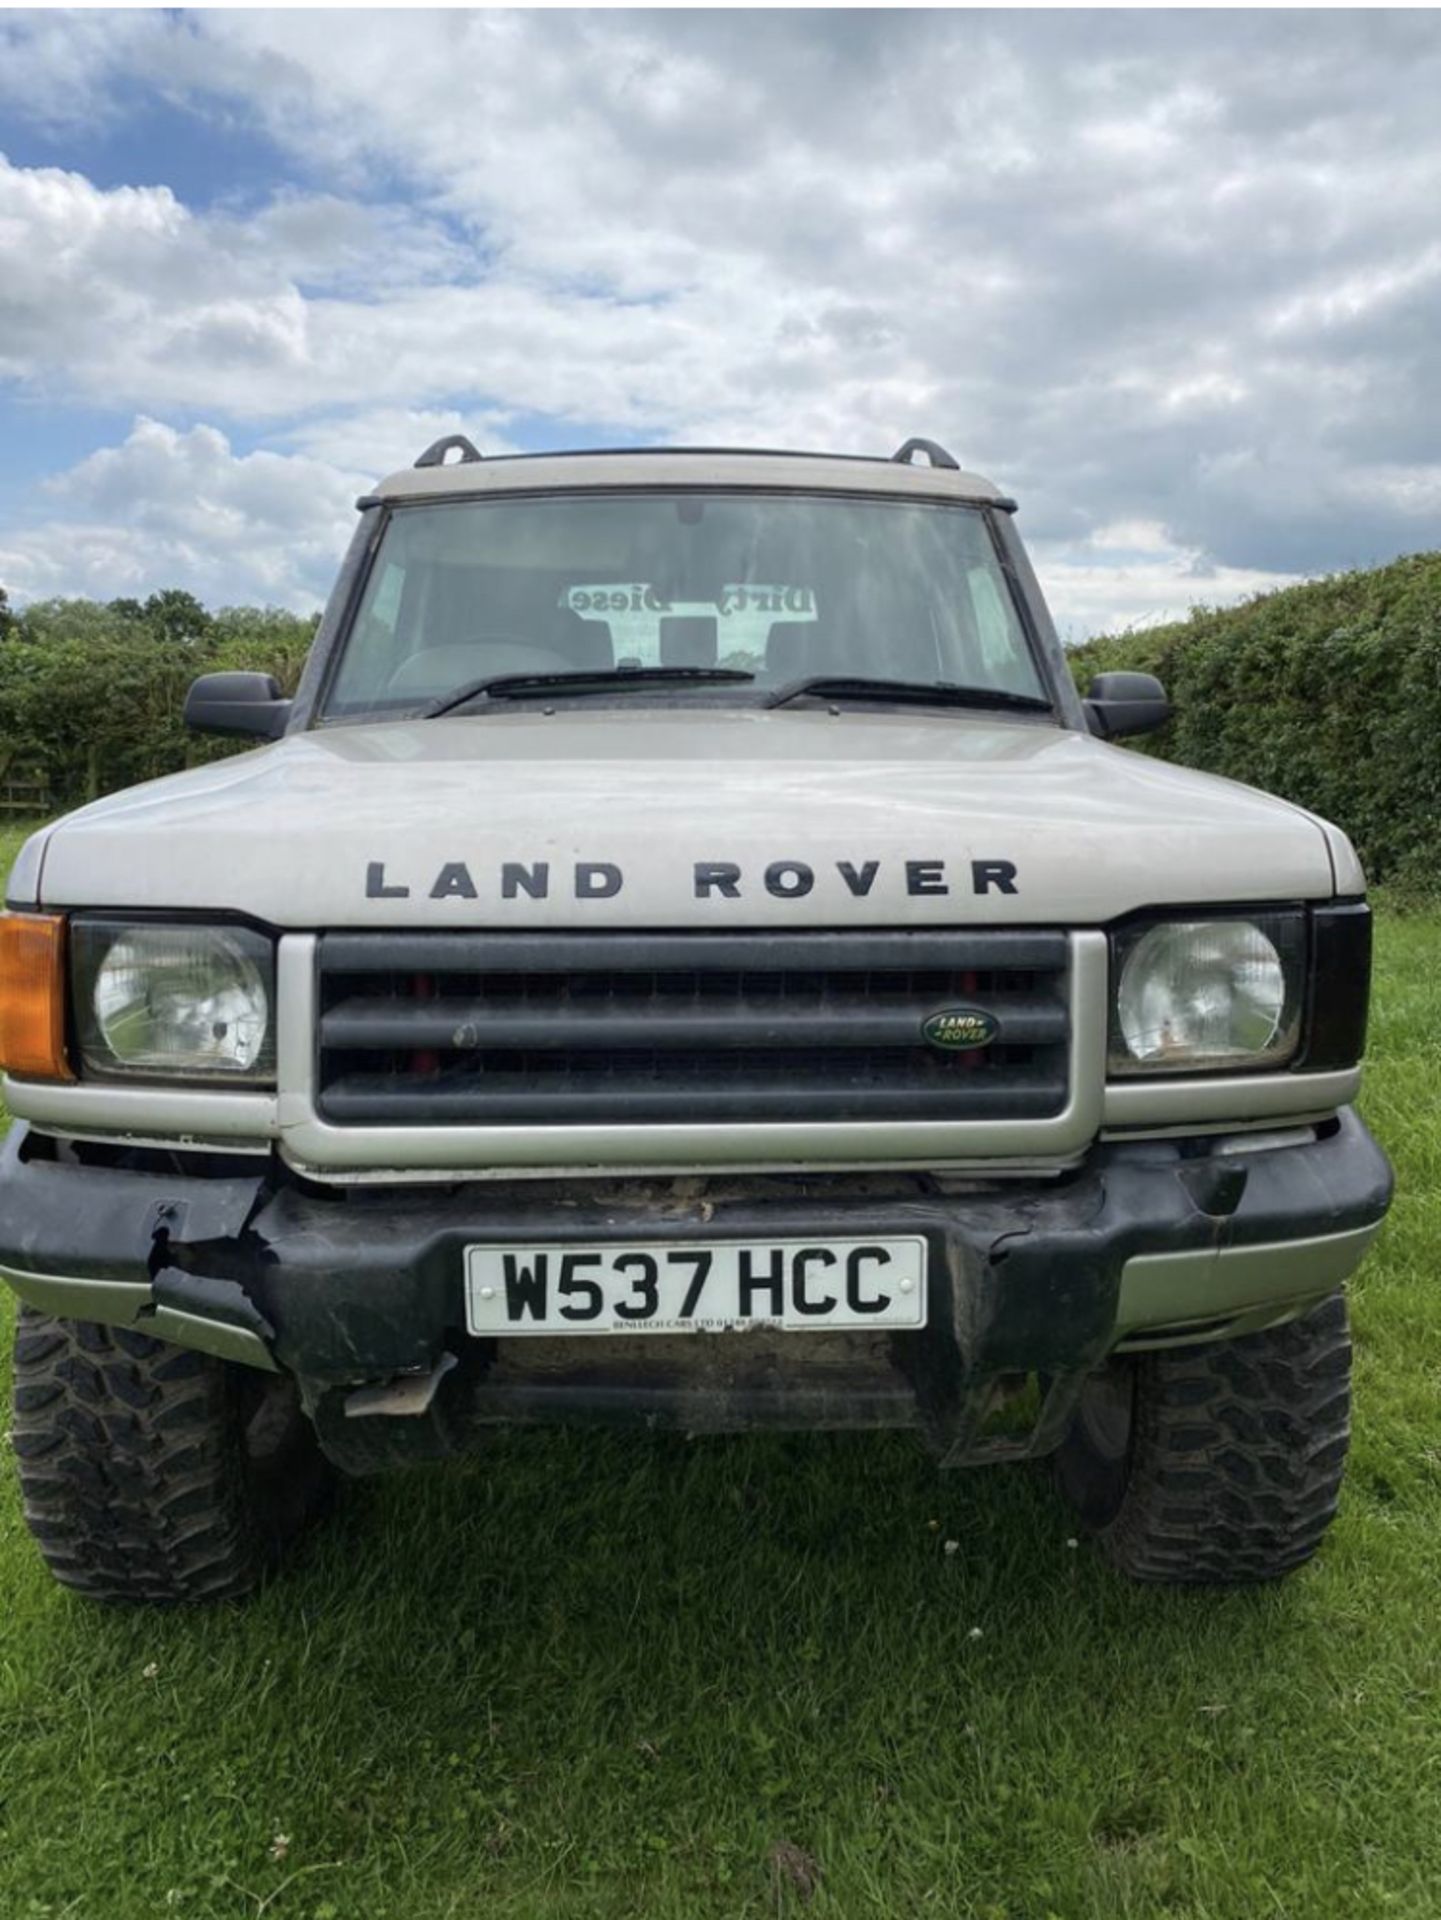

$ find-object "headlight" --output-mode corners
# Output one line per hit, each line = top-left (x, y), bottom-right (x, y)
(72, 921), (276, 1083)
(1109, 914), (1305, 1075)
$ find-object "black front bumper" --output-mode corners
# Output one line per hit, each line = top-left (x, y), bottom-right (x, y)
(0, 1112), (1393, 1469)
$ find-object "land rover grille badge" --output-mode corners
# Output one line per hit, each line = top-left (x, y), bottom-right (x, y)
(921, 1008), (999, 1052)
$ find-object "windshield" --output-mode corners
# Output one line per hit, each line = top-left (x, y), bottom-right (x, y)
(323, 491), (1050, 718)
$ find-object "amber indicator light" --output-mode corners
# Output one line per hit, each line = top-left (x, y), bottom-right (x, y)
(0, 913), (73, 1081)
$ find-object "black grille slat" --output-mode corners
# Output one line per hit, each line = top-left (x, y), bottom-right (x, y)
(319, 992), (1069, 1053)
(319, 1069), (1060, 1125)
(319, 930), (1067, 974)
(315, 930), (1071, 1128)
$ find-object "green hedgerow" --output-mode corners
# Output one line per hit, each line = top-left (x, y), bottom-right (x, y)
(1068, 551), (1441, 894)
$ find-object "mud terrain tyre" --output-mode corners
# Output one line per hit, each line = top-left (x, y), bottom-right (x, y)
(1053, 1291), (1352, 1584)
(11, 1307), (333, 1604)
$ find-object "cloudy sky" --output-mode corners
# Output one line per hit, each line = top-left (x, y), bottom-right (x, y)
(0, 8), (1437, 638)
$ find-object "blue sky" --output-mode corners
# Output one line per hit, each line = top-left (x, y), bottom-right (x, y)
(1, 9), (1438, 635)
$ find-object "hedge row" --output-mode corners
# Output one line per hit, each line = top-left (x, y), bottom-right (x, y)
(1067, 550), (1441, 892)
(0, 599), (316, 809)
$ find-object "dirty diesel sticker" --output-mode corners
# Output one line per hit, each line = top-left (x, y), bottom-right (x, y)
(365, 857), (1020, 901)
(560, 582), (818, 663)
(464, 1237), (929, 1337)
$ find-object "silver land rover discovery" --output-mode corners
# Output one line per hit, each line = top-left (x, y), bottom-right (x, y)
(0, 436), (1391, 1602)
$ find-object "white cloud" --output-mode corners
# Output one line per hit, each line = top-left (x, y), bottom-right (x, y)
(0, 155), (485, 416)
(1033, 530), (1303, 643)
(278, 407), (521, 482)
(1, 418), (359, 610)
(0, 142), (934, 438)
(0, 156), (305, 403)
(0, 11), (1439, 627)
(0, 11), (159, 131)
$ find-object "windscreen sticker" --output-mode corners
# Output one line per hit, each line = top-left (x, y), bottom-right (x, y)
(562, 583), (817, 621)
(561, 583), (816, 665)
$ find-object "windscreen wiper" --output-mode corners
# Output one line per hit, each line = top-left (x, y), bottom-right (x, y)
(764, 675), (1052, 714)
(423, 665), (756, 719)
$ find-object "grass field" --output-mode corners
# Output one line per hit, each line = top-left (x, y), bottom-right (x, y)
(1, 817), (1438, 1918)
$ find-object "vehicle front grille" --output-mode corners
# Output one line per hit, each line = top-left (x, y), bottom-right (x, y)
(314, 931), (1071, 1127)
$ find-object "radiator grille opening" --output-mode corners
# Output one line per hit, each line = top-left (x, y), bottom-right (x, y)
(314, 931), (1071, 1127)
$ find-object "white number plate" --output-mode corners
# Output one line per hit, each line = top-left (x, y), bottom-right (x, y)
(464, 1237), (928, 1337)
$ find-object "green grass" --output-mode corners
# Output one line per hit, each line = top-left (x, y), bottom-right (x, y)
(0, 819), (40, 879)
(2, 820), (1439, 1917)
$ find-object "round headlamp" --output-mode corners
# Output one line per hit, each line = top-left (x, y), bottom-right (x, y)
(74, 921), (276, 1082)
(1110, 915), (1304, 1074)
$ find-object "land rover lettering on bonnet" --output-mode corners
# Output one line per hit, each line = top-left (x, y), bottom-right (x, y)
(0, 435), (1391, 1605)
(364, 855), (1022, 903)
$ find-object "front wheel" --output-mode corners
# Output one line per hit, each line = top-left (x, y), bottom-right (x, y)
(1053, 1291), (1352, 1584)
(11, 1308), (334, 1605)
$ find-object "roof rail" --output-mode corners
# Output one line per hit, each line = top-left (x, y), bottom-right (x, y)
(414, 434), (483, 469)
(891, 437), (959, 471)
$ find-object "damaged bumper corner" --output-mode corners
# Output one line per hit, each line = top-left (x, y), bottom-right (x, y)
(0, 1160), (280, 1370)
(2, 1262), (280, 1372)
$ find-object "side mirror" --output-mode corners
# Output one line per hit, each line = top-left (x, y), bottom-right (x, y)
(184, 671), (292, 741)
(1084, 670), (1170, 740)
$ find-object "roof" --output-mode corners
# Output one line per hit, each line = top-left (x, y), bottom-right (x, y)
(367, 446), (1012, 508)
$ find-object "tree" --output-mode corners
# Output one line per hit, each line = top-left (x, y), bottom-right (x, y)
(142, 588), (213, 644)
(0, 585), (13, 641)
(10, 597), (126, 646)
(0, 588), (328, 806)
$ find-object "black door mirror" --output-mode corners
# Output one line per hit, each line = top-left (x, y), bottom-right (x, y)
(1084, 670), (1170, 740)
(184, 671), (292, 741)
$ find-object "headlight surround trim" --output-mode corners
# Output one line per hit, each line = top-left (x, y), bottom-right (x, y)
(71, 917), (277, 1085)
(1108, 909), (1307, 1077)
(1294, 900), (1371, 1072)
